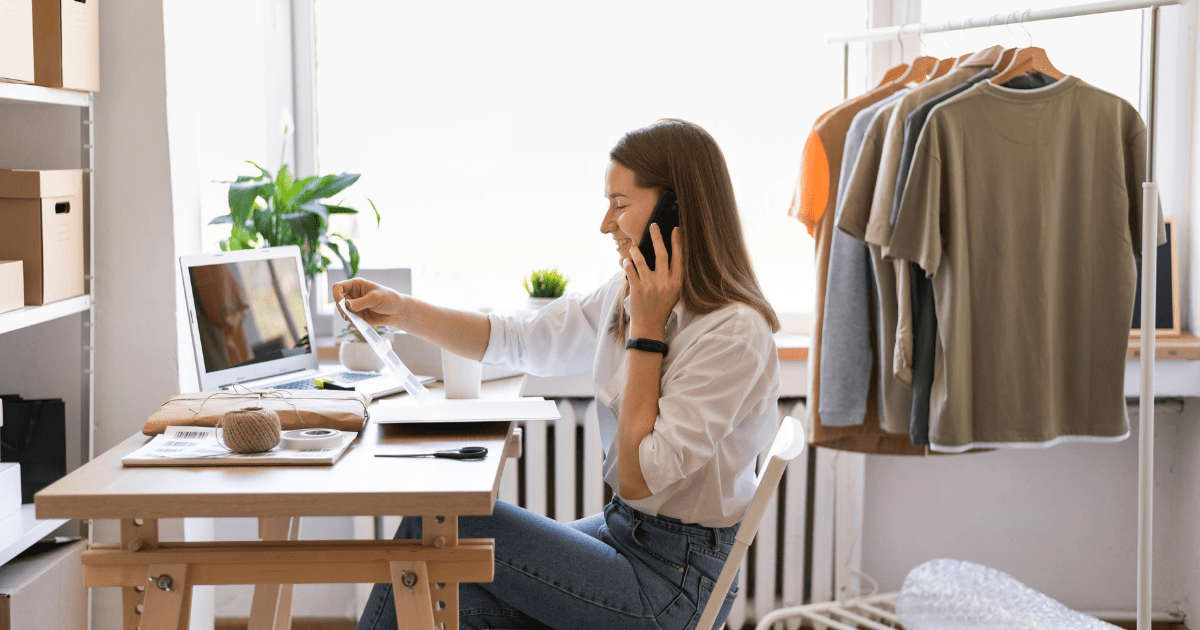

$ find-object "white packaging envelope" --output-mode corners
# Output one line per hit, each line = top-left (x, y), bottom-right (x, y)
(372, 398), (560, 423)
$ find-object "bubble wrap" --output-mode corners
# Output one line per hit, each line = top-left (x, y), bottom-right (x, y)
(896, 559), (1120, 630)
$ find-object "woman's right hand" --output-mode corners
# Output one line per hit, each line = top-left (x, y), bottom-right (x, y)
(332, 278), (407, 328)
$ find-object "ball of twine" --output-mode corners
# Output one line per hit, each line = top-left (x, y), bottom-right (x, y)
(217, 407), (281, 453)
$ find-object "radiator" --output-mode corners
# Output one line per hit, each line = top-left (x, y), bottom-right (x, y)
(500, 398), (820, 630)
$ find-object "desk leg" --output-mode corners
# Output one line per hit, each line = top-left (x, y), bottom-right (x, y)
(139, 563), (192, 630)
(389, 561), (434, 630)
(121, 518), (160, 630)
(424, 516), (459, 630)
(249, 517), (301, 630)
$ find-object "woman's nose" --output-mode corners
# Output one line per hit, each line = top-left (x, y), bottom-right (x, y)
(600, 209), (617, 234)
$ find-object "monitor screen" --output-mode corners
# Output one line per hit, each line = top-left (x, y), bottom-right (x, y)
(189, 257), (311, 373)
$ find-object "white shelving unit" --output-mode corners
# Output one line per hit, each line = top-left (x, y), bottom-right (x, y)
(0, 80), (95, 562)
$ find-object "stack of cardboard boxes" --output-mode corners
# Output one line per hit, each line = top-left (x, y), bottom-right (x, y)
(0, 169), (85, 312)
(0, 0), (99, 91)
(0, 0), (98, 314)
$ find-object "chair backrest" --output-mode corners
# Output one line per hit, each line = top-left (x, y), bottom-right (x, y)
(694, 415), (806, 630)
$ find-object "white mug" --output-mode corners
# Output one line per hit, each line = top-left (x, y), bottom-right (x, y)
(440, 348), (482, 399)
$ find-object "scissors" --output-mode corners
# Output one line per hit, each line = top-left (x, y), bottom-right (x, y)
(375, 446), (489, 460)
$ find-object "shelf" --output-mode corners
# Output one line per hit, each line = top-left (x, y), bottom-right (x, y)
(0, 295), (91, 335)
(1127, 332), (1200, 360)
(0, 82), (90, 107)
(0, 505), (68, 567)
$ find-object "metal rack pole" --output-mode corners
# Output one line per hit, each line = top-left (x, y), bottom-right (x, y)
(827, 3), (1184, 629)
(829, 0), (1184, 43)
(1137, 8), (1160, 630)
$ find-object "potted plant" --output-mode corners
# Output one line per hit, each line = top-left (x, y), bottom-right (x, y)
(209, 162), (381, 285)
(524, 267), (568, 310)
(336, 323), (398, 372)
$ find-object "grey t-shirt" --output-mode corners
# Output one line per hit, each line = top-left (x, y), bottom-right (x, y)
(892, 70), (1058, 445)
(817, 90), (906, 426)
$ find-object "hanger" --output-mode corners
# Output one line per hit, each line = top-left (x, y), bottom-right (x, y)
(989, 11), (1065, 84)
(990, 48), (1019, 72)
(928, 57), (956, 80)
(888, 30), (936, 86)
(876, 63), (910, 87)
(895, 55), (937, 85)
(989, 46), (1065, 84)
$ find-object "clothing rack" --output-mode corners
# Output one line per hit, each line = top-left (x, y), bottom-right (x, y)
(827, 2), (1186, 630)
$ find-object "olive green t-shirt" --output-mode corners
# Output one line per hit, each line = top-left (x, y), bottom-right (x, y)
(888, 76), (1164, 452)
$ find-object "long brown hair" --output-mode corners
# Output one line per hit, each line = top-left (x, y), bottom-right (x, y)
(608, 119), (779, 341)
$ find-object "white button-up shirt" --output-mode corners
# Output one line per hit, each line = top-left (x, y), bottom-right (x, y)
(483, 273), (780, 527)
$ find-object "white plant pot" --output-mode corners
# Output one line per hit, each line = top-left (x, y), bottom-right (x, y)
(525, 296), (557, 310)
(338, 332), (395, 372)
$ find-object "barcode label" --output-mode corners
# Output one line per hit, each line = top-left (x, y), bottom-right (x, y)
(298, 448), (334, 453)
(160, 440), (202, 448)
(170, 431), (208, 440)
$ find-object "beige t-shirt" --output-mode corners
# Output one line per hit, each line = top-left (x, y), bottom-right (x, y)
(888, 76), (1164, 452)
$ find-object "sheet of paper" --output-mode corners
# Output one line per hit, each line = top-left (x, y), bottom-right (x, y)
(371, 397), (561, 423)
(122, 426), (356, 467)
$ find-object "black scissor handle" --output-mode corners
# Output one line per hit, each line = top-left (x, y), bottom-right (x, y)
(435, 446), (489, 460)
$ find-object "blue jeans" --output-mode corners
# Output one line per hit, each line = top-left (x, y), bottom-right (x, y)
(356, 496), (740, 630)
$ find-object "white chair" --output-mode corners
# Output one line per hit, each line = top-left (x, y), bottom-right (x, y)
(495, 416), (805, 630)
(695, 415), (807, 630)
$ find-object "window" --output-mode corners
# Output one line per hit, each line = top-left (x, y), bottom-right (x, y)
(311, 1), (868, 321)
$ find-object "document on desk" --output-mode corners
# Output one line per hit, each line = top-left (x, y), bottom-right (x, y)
(371, 397), (561, 424)
(122, 426), (357, 467)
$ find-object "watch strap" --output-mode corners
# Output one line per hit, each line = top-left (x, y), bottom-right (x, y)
(626, 337), (668, 355)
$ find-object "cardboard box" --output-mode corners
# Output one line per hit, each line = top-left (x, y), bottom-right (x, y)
(0, 170), (84, 306)
(0, 262), (22, 314)
(0, 540), (86, 630)
(0, 0), (35, 84)
(0, 464), (18, 520)
(32, 0), (98, 92)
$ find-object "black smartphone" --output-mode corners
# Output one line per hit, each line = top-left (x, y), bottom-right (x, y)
(637, 188), (679, 272)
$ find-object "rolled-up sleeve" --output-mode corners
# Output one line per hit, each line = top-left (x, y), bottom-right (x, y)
(480, 276), (615, 377)
(637, 333), (772, 495)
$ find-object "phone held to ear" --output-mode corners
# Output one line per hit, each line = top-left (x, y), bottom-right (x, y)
(637, 188), (679, 272)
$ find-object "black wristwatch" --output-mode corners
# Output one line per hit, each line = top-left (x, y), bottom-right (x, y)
(626, 338), (669, 356)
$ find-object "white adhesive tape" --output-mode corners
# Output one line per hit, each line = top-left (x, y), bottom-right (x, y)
(281, 429), (343, 450)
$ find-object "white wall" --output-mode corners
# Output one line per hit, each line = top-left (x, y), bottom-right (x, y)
(862, 402), (1185, 612)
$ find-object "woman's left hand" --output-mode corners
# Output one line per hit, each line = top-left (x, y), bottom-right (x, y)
(624, 224), (682, 339)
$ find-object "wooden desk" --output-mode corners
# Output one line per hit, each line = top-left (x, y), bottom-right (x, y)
(36, 377), (525, 630)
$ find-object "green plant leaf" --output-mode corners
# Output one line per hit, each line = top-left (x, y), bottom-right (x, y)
(347, 239), (360, 278)
(297, 200), (329, 228)
(301, 173), (360, 201)
(368, 197), (381, 228)
(208, 215), (233, 225)
(277, 164), (299, 204)
(228, 180), (264, 227)
(324, 205), (360, 215)
(325, 239), (349, 276)
(245, 160), (273, 182)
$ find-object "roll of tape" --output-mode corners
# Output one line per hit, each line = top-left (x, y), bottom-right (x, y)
(281, 429), (343, 450)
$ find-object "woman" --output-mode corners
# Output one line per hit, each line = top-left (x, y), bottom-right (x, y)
(337, 119), (781, 630)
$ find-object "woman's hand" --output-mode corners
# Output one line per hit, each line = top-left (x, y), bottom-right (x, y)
(332, 278), (408, 329)
(624, 224), (682, 340)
